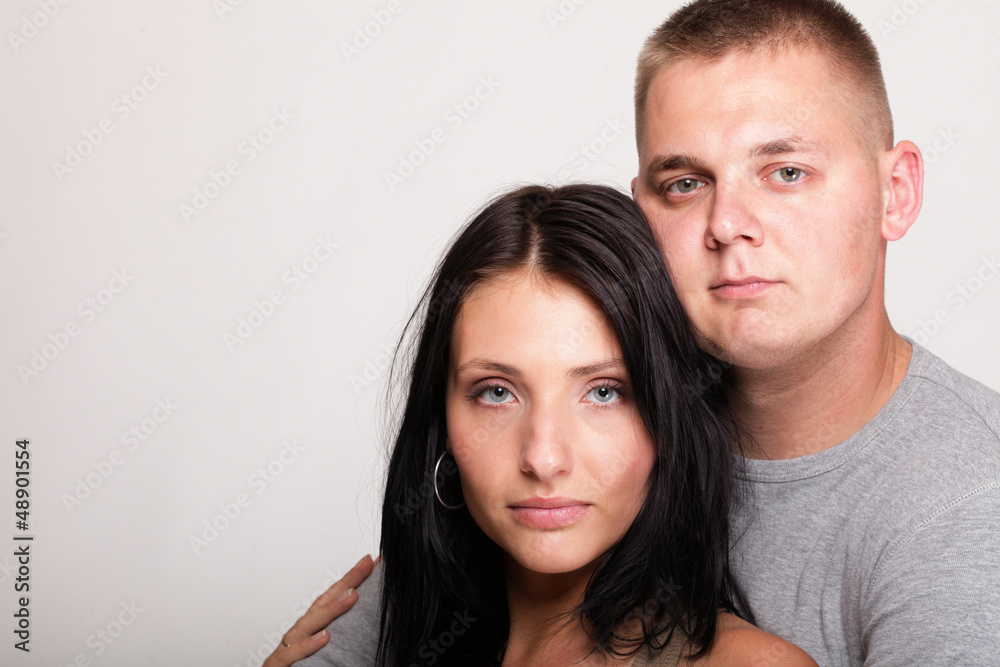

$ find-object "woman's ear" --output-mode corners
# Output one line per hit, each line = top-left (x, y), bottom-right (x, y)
(881, 140), (923, 242)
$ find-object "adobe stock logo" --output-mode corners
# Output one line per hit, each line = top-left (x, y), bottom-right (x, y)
(340, 0), (406, 63)
(545, 0), (590, 30)
(58, 600), (145, 667)
(213, 0), (247, 21)
(51, 66), (168, 181)
(383, 76), (501, 192)
(17, 269), (134, 386)
(910, 255), (999, 346)
(223, 235), (339, 352)
(556, 117), (626, 181)
(179, 107), (295, 224)
(413, 610), (477, 665)
(188, 439), (306, 556)
(922, 126), (959, 167)
(7, 0), (72, 53)
(877, 0), (931, 38)
(62, 398), (179, 514)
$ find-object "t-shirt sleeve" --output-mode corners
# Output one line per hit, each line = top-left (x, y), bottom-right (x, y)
(861, 483), (1000, 666)
(293, 562), (383, 667)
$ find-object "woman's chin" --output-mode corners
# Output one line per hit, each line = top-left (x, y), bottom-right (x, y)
(505, 548), (602, 579)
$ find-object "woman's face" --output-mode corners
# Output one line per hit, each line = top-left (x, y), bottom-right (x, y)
(446, 269), (656, 577)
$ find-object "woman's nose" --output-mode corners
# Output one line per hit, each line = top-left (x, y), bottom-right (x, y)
(518, 401), (574, 482)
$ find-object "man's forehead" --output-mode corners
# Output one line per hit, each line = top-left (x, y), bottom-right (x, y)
(646, 46), (840, 108)
(638, 47), (857, 160)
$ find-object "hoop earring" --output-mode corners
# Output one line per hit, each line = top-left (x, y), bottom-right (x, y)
(433, 450), (464, 510)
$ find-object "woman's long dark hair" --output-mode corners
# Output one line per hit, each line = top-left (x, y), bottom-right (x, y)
(377, 184), (747, 665)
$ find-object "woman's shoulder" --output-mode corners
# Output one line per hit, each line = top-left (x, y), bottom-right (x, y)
(680, 612), (818, 667)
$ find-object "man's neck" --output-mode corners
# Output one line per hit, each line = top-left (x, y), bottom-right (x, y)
(732, 314), (912, 460)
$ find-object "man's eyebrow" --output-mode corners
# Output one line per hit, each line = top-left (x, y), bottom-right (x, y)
(749, 137), (828, 159)
(644, 139), (828, 177)
(645, 154), (709, 174)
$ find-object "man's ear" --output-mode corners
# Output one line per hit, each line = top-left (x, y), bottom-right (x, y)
(881, 140), (923, 241)
(631, 176), (638, 197)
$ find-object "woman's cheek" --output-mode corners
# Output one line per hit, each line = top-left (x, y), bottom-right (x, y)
(589, 416), (655, 503)
(449, 407), (512, 461)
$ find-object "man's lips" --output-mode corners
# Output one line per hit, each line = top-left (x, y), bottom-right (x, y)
(508, 498), (591, 528)
(710, 276), (778, 299)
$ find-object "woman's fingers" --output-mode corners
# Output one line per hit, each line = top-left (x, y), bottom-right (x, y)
(261, 629), (330, 667)
(261, 555), (376, 667)
(294, 555), (374, 637)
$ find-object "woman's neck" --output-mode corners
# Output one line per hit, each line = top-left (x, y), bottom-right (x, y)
(502, 558), (637, 666)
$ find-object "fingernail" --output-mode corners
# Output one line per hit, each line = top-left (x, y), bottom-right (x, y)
(352, 555), (370, 570)
(337, 588), (354, 603)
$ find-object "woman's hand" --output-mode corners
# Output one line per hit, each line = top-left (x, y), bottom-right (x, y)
(262, 555), (377, 667)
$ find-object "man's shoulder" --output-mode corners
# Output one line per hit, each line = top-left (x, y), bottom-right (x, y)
(884, 342), (1000, 467)
(907, 341), (1000, 433)
(848, 343), (1000, 558)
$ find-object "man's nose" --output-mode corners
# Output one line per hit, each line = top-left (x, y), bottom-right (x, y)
(705, 184), (764, 249)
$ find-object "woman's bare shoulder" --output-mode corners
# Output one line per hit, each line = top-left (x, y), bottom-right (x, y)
(680, 612), (818, 667)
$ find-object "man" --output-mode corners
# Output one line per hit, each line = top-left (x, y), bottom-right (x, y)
(269, 1), (1000, 664)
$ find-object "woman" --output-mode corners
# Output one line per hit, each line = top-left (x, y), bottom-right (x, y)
(271, 184), (815, 665)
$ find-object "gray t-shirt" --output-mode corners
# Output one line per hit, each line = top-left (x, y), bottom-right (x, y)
(730, 342), (1000, 665)
(298, 342), (1000, 666)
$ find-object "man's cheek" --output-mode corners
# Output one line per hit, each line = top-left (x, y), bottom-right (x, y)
(661, 251), (702, 295)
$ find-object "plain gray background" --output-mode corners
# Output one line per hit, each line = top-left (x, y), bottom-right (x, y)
(1, 1), (998, 665)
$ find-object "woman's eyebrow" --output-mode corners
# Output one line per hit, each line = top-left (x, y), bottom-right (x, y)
(454, 359), (522, 377)
(453, 358), (626, 379)
(569, 359), (626, 378)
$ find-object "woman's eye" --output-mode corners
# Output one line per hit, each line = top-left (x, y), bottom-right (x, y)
(585, 385), (620, 404)
(665, 178), (705, 195)
(771, 166), (805, 183)
(480, 385), (514, 404)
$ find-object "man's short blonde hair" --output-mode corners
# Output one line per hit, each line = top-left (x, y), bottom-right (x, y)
(635, 0), (894, 158)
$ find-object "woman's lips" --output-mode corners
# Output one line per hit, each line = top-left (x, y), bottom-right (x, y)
(508, 501), (591, 528)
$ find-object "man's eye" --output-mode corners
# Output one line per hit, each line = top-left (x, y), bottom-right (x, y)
(771, 167), (805, 183)
(665, 178), (705, 195)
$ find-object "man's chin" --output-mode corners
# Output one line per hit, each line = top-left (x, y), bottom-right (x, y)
(696, 330), (805, 372)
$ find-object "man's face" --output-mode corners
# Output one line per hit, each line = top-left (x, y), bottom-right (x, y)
(633, 47), (888, 370)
